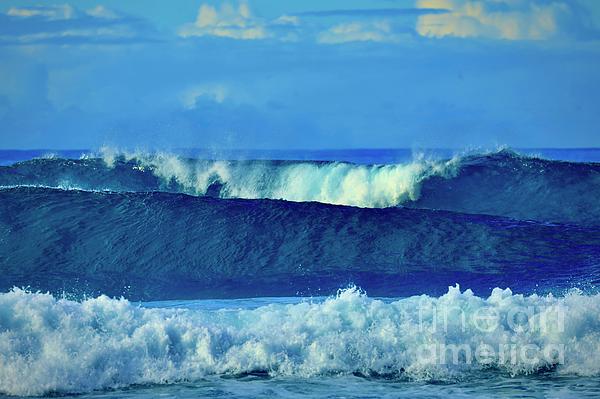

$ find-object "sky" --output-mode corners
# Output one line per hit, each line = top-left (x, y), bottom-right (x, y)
(1, 0), (600, 150)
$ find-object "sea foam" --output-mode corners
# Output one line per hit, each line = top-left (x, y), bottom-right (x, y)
(1, 286), (599, 396)
(99, 147), (460, 208)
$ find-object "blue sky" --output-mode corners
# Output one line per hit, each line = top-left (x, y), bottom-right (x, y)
(1, 0), (599, 149)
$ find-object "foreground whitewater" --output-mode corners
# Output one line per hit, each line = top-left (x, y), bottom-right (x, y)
(1, 286), (600, 397)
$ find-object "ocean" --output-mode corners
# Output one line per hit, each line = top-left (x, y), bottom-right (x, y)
(0, 148), (599, 398)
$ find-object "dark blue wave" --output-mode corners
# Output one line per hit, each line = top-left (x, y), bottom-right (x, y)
(1, 150), (599, 226)
(408, 151), (600, 225)
(1, 186), (599, 300)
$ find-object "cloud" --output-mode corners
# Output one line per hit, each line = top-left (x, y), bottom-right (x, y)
(273, 15), (300, 26)
(295, 8), (449, 18)
(295, 7), (448, 45)
(416, 0), (575, 40)
(179, 2), (302, 42)
(179, 2), (269, 40)
(180, 85), (229, 110)
(318, 21), (401, 44)
(0, 5), (155, 45)
(7, 5), (75, 20)
(86, 6), (120, 20)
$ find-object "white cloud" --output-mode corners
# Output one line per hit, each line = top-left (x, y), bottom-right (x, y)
(2, 27), (137, 44)
(179, 2), (269, 40)
(273, 15), (300, 26)
(318, 21), (399, 44)
(7, 5), (75, 20)
(2, 4), (151, 44)
(86, 6), (120, 20)
(180, 85), (229, 110)
(416, 0), (572, 40)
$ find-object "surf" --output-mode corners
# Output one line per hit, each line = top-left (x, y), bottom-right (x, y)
(1, 285), (599, 396)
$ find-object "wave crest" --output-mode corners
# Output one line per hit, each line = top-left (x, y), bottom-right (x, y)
(100, 148), (461, 208)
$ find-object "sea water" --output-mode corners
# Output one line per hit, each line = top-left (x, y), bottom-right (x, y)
(1, 148), (600, 398)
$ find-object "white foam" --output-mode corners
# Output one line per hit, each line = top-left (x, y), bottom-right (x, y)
(0, 184), (111, 193)
(98, 148), (460, 208)
(1, 286), (599, 396)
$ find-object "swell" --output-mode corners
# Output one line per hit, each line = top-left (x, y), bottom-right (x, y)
(1, 286), (600, 396)
(1, 187), (599, 300)
(1, 149), (600, 225)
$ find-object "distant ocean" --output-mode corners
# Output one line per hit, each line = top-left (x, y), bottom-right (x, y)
(1, 148), (600, 398)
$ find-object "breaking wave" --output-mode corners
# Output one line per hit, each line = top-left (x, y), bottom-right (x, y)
(1, 148), (599, 225)
(1, 286), (599, 396)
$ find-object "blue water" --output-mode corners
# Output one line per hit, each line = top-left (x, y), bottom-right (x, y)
(3, 147), (600, 164)
(1, 148), (600, 398)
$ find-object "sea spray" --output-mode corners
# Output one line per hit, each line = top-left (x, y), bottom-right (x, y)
(98, 147), (461, 208)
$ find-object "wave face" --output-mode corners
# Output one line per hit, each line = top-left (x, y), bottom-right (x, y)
(1, 286), (599, 396)
(1, 186), (599, 300)
(1, 149), (600, 225)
